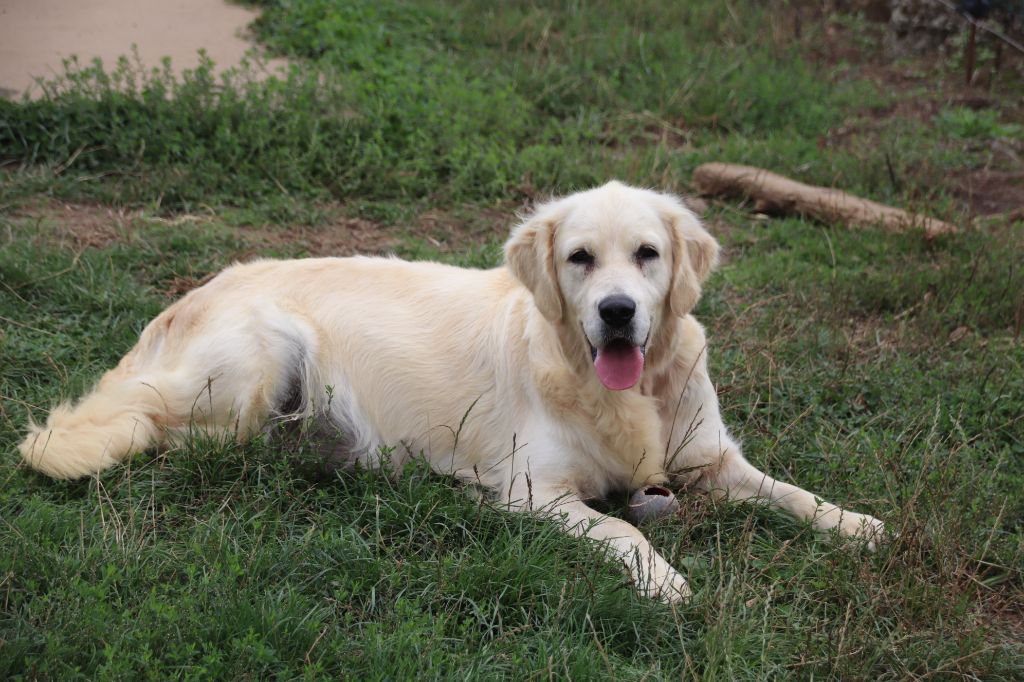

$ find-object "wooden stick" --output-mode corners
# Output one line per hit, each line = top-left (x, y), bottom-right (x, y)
(966, 23), (977, 86)
(692, 163), (958, 238)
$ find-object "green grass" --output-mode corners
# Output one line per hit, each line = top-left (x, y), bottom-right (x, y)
(2, 1), (1023, 679)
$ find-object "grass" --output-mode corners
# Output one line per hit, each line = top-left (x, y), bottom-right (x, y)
(2, 1), (1023, 678)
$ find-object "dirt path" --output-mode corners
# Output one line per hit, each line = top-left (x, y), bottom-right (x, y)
(0, 0), (285, 98)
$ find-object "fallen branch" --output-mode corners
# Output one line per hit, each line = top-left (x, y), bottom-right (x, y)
(692, 163), (958, 238)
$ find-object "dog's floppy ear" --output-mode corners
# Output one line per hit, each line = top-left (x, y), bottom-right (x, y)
(504, 202), (565, 322)
(660, 194), (720, 317)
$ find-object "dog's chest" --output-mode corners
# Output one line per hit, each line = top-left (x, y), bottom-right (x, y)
(567, 392), (667, 494)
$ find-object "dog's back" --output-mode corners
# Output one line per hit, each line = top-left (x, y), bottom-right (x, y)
(19, 257), (530, 480)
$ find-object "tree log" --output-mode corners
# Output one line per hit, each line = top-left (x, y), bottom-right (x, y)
(692, 163), (958, 238)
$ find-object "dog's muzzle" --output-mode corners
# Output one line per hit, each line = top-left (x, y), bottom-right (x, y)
(587, 295), (647, 391)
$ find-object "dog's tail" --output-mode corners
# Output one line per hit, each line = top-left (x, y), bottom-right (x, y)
(18, 375), (170, 480)
(18, 274), (326, 481)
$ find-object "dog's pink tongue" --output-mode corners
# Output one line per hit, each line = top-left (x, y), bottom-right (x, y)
(594, 345), (644, 390)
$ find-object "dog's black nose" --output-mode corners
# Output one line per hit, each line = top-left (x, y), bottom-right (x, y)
(598, 295), (636, 328)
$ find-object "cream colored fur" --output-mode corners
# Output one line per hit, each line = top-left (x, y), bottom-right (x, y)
(19, 181), (884, 601)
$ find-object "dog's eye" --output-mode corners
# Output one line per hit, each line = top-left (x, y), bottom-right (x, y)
(568, 249), (595, 266)
(636, 245), (659, 262)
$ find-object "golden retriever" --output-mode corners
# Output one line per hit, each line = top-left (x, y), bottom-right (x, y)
(19, 181), (884, 601)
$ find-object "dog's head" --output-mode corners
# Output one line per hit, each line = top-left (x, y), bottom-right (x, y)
(505, 181), (719, 390)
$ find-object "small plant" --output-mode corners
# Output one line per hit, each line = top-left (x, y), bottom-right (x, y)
(934, 106), (1023, 140)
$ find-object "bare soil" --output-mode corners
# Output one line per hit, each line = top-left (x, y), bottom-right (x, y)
(805, 14), (1024, 221)
(6, 198), (517, 254)
(0, 0), (286, 99)
(953, 169), (1024, 218)
(7, 200), (145, 251)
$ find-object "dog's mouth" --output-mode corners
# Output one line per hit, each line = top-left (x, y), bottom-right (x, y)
(588, 336), (646, 391)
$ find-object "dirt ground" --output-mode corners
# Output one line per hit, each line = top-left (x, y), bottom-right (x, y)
(0, 0), (285, 98)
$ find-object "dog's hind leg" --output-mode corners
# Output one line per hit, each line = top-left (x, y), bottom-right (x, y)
(19, 297), (316, 480)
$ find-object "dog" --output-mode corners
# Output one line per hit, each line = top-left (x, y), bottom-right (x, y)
(19, 181), (885, 601)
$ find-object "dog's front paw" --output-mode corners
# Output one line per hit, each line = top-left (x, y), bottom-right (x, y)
(634, 565), (692, 603)
(832, 510), (887, 551)
(659, 569), (693, 604)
